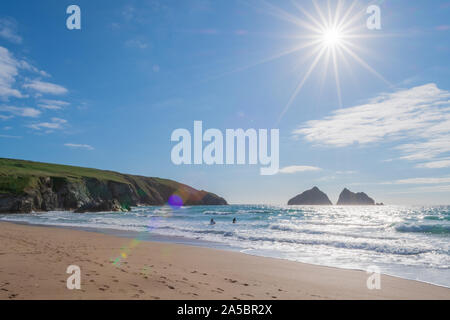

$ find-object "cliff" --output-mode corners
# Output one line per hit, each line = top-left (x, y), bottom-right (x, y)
(0, 158), (227, 214)
(288, 187), (332, 205)
(336, 188), (375, 205)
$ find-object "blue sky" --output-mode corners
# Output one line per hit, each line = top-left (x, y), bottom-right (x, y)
(0, 0), (449, 205)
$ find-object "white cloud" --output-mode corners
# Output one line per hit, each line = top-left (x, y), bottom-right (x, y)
(385, 177), (450, 185)
(23, 80), (68, 95)
(38, 99), (69, 110)
(294, 83), (450, 168)
(64, 143), (94, 150)
(0, 18), (22, 44)
(336, 170), (357, 174)
(19, 60), (51, 77)
(0, 106), (40, 117)
(392, 185), (450, 194)
(279, 165), (322, 174)
(28, 117), (67, 130)
(0, 46), (23, 99)
(0, 47), (54, 100)
(416, 159), (450, 169)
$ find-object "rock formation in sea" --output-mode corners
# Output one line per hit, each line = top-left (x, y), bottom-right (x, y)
(287, 187), (333, 205)
(0, 158), (227, 214)
(336, 188), (375, 205)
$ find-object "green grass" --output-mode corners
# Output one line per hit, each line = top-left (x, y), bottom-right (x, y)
(0, 158), (156, 195)
(0, 158), (127, 183)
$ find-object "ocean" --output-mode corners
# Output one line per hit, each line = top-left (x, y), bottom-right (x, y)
(1, 204), (449, 288)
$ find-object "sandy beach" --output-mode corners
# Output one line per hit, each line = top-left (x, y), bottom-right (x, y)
(0, 221), (448, 300)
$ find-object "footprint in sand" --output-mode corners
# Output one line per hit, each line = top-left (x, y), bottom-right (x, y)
(168, 285), (175, 290)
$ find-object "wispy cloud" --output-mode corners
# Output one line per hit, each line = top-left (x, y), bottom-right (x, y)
(122, 5), (136, 21)
(0, 106), (40, 117)
(0, 46), (54, 100)
(64, 143), (94, 150)
(279, 165), (322, 174)
(392, 185), (450, 194)
(28, 117), (67, 131)
(125, 38), (150, 49)
(336, 170), (357, 174)
(0, 46), (23, 99)
(23, 80), (68, 95)
(416, 159), (450, 169)
(294, 83), (450, 168)
(0, 134), (21, 139)
(0, 18), (22, 44)
(384, 177), (450, 185)
(38, 99), (69, 110)
(19, 60), (51, 77)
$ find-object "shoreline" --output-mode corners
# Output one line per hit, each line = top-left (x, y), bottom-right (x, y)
(0, 221), (449, 300)
(3, 219), (450, 290)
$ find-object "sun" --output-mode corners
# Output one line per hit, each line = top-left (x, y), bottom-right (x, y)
(258, 0), (391, 123)
(322, 28), (343, 48)
(211, 1), (391, 124)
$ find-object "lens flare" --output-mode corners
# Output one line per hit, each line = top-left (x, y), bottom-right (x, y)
(168, 194), (183, 209)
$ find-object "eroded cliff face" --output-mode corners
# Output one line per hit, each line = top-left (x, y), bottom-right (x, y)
(287, 187), (333, 205)
(336, 188), (375, 205)
(0, 174), (227, 214)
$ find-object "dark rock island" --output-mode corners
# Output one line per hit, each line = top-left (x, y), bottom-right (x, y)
(288, 187), (332, 205)
(336, 188), (375, 205)
(0, 158), (227, 214)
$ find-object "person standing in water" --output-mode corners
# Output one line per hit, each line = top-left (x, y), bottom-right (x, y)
(210, 218), (216, 225)
(232, 218), (236, 224)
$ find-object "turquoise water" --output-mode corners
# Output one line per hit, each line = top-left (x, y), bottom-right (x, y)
(1, 205), (449, 287)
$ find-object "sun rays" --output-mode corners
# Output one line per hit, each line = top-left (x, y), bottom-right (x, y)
(266, 0), (392, 124)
